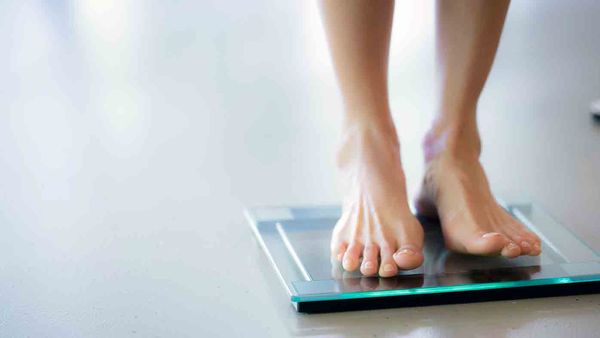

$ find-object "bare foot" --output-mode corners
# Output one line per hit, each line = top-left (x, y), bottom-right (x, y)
(331, 118), (424, 277)
(416, 128), (542, 258)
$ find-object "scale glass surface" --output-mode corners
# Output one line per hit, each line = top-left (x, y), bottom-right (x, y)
(246, 201), (600, 313)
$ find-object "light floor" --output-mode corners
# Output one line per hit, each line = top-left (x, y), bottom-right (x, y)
(1, 0), (599, 336)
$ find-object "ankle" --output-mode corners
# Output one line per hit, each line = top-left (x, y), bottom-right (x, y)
(423, 118), (481, 162)
(337, 113), (401, 170)
(342, 111), (399, 147)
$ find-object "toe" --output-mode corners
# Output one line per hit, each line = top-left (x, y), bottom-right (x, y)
(342, 241), (363, 272)
(393, 245), (424, 270)
(523, 231), (542, 256)
(465, 232), (509, 255)
(531, 241), (542, 256)
(510, 226), (541, 256)
(508, 234), (532, 255)
(333, 241), (348, 262)
(501, 241), (521, 258)
(378, 243), (398, 277)
(518, 240), (532, 255)
(360, 244), (379, 276)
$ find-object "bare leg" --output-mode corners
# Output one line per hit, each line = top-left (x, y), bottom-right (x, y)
(416, 0), (542, 257)
(320, 0), (424, 276)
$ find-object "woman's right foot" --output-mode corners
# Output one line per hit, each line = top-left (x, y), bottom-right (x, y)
(330, 117), (424, 277)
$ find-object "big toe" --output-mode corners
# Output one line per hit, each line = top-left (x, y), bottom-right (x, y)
(463, 232), (509, 256)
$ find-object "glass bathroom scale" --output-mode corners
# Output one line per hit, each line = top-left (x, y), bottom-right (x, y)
(245, 202), (600, 313)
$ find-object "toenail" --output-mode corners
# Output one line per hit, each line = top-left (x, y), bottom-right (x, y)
(507, 242), (519, 251)
(383, 264), (395, 272)
(397, 248), (416, 256)
(482, 232), (500, 238)
(521, 241), (531, 249)
(533, 242), (541, 251)
(364, 261), (374, 269)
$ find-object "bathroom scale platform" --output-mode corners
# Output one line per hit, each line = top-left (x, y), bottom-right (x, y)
(245, 202), (600, 313)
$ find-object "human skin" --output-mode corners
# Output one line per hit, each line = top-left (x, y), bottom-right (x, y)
(320, 0), (541, 277)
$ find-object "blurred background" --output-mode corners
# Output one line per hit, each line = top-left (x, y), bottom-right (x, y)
(0, 0), (599, 336)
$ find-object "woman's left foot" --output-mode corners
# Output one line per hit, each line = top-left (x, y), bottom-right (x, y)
(415, 127), (542, 258)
